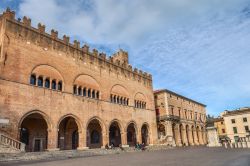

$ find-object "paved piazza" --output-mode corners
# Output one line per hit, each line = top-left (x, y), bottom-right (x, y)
(2, 147), (250, 166)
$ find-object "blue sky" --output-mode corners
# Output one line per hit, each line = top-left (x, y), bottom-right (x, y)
(1, 0), (250, 116)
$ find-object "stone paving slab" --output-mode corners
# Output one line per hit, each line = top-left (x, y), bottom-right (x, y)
(0, 145), (172, 163)
(1, 147), (250, 166)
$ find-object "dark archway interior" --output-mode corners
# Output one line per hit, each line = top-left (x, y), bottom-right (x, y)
(141, 125), (149, 145)
(87, 119), (102, 149)
(58, 117), (79, 150)
(109, 122), (121, 147)
(20, 113), (48, 152)
(127, 123), (136, 147)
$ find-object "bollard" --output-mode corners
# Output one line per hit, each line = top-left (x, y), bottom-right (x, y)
(242, 142), (247, 148)
(224, 142), (228, 148)
(237, 142), (242, 148)
(247, 141), (250, 148)
(234, 143), (238, 148)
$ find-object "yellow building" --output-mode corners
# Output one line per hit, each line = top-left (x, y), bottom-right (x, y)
(222, 108), (250, 143)
(213, 118), (227, 142)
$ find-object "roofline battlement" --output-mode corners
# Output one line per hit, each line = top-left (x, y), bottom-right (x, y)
(0, 8), (152, 82)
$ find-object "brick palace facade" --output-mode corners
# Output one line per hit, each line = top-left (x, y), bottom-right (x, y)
(0, 9), (157, 151)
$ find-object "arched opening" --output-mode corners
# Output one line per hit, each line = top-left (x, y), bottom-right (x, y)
(96, 91), (99, 99)
(45, 78), (50, 88)
(127, 123), (137, 147)
(109, 121), (121, 147)
(83, 88), (87, 96)
(58, 117), (79, 150)
(58, 81), (63, 91)
(88, 89), (91, 97)
(141, 124), (149, 145)
(52, 80), (57, 90)
(92, 90), (96, 98)
(87, 119), (102, 149)
(158, 124), (165, 139)
(37, 76), (43, 87)
(20, 113), (48, 152)
(30, 74), (36, 85)
(78, 86), (82, 96)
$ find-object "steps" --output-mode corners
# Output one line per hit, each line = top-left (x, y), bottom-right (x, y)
(0, 133), (25, 153)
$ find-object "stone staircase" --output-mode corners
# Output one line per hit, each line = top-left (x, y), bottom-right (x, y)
(0, 133), (25, 154)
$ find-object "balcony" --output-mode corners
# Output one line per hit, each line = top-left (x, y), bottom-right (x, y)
(157, 115), (180, 122)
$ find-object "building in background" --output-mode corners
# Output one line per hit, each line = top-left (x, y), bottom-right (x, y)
(154, 89), (207, 146)
(222, 107), (250, 143)
(213, 117), (227, 143)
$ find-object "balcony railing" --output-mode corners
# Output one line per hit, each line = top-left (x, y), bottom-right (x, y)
(157, 115), (180, 122)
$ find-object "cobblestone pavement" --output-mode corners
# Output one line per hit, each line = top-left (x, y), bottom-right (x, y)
(2, 147), (250, 166)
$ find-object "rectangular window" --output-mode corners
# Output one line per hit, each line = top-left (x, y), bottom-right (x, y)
(233, 127), (237, 134)
(245, 126), (249, 132)
(222, 129), (225, 133)
(243, 117), (248, 122)
(221, 121), (223, 125)
(231, 119), (235, 124)
(171, 107), (174, 115)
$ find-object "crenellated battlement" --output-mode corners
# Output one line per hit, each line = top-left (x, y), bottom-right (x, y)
(0, 8), (152, 86)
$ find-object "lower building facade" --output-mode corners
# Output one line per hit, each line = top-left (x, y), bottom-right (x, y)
(154, 89), (207, 146)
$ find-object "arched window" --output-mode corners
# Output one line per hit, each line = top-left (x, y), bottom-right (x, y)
(96, 91), (99, 99)
(126, 99), (129, 106)
(83, 88), (87, 96)
(45, 78), (50, 88)
(37, 76), (43, 87)
(52, 80), (57, 90)
(88, 89), (91, 97)
(110, 94), (113, 102)
(78, 86), (82, 96)
(30, 74), (36, 85)
(91, 130), (100, 144)
(92, 90), (96, 98)
(123, 98), (126, 105)
(73, 85), (77, 95)
(58, 81), (62, 91)
(119, 97), (122, 104)
(117, 96), (120, 104)
(113, 95), (116, 103)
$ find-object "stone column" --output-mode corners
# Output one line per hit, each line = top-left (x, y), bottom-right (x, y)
(137, 128), (141, 144)
(165, 121), (175, 146)
(193, 128), (199, 145)
(188, 128), (194, 146)
(77, 128), (88, 150)
(174, 125), (182, 146)
(102, 132), (108, 148)
(121, 132), (128, 147)
(46, 127), (59, 151)
(198, 129), (204, 145)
